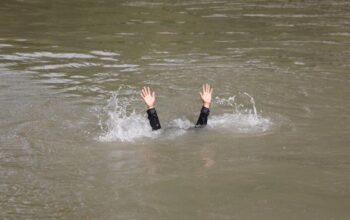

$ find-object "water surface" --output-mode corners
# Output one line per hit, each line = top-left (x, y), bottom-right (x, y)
(1, 0), (350, 219)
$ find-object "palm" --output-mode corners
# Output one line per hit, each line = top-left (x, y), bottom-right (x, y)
(201, 93), (211, 103)
(144, 95), (155, 107)
(200, 84), (213, 108)
(141, 87), (156, 108)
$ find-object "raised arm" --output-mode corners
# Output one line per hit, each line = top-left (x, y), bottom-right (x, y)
(141, 87), (161, 130)
(195, 84), (213, 128)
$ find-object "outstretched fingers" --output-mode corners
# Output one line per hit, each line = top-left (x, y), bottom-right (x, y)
(141, 87), (145, 98)
(201, 83), (212, 94)
(141, 86), (156, 98)
(141, 87), (149, 98)
(199, 83), (212, 108)
(141, 87), (146, 97)
(141, 86), (157, 109)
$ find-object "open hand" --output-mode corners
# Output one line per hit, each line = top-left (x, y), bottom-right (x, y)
(199, 84), (213, 108)
(141, 87), (156, 109)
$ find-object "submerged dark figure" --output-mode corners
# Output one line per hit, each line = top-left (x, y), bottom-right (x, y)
(140, 84), (213, 130)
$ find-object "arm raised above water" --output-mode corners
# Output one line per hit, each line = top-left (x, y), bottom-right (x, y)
(195, 84), (213, 128)
(141, 87), (161, 130)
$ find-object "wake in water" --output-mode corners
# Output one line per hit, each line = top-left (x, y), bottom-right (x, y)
(98, 91), (272, 142)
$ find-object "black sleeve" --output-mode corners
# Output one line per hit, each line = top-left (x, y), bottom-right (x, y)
(195, 106), (210, 128)
(147, 108), (161, 130)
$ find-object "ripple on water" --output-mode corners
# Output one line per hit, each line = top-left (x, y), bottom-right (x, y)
(157, 32), (178, 35)
(101, 57), (119, 62)
(242, 14), (321, 18)
(103, 64), (139, 68)
(0, 54), (35, 61)
(41, 72), (66, 77)
(90, 51), (120, 56)
(40, 78), (79, 84)
(0, 52), (97, 62)
(202, 14), (229, 18)
(0, 44), (13, 48)
(114, 32), (136, 36)
(15, 52), (95, 59)
(328, 32), (350, 36)
(29, 62), (99, 70)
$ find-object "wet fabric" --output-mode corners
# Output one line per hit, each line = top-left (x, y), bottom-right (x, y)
(147, 107), (209, 130)
(195, 106), (210, 128)
(147, 108), (161, 130)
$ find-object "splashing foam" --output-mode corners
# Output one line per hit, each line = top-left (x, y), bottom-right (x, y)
(211, 93), (272, 133)
(98, 92), (158, 142)
(98, 91), (272, 142)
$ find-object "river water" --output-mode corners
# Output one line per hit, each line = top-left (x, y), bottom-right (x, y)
(1, 0), (350, 219)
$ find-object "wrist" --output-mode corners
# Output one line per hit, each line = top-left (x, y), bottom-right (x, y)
(148, 106), (155, 109)
(203, 103), (210, 108)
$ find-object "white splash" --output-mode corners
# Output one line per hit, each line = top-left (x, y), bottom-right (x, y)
(211, 93), (272, 133)
(98, 91), (272, 142)
(98, 92), (158, 142)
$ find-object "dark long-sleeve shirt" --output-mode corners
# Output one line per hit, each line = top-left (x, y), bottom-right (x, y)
(147, 108), (161, 130)
(195, 106), (210, 128)
(146, 106), (209, 130)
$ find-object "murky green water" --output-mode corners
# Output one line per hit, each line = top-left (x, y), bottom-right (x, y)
(1, 0), (350, 219)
